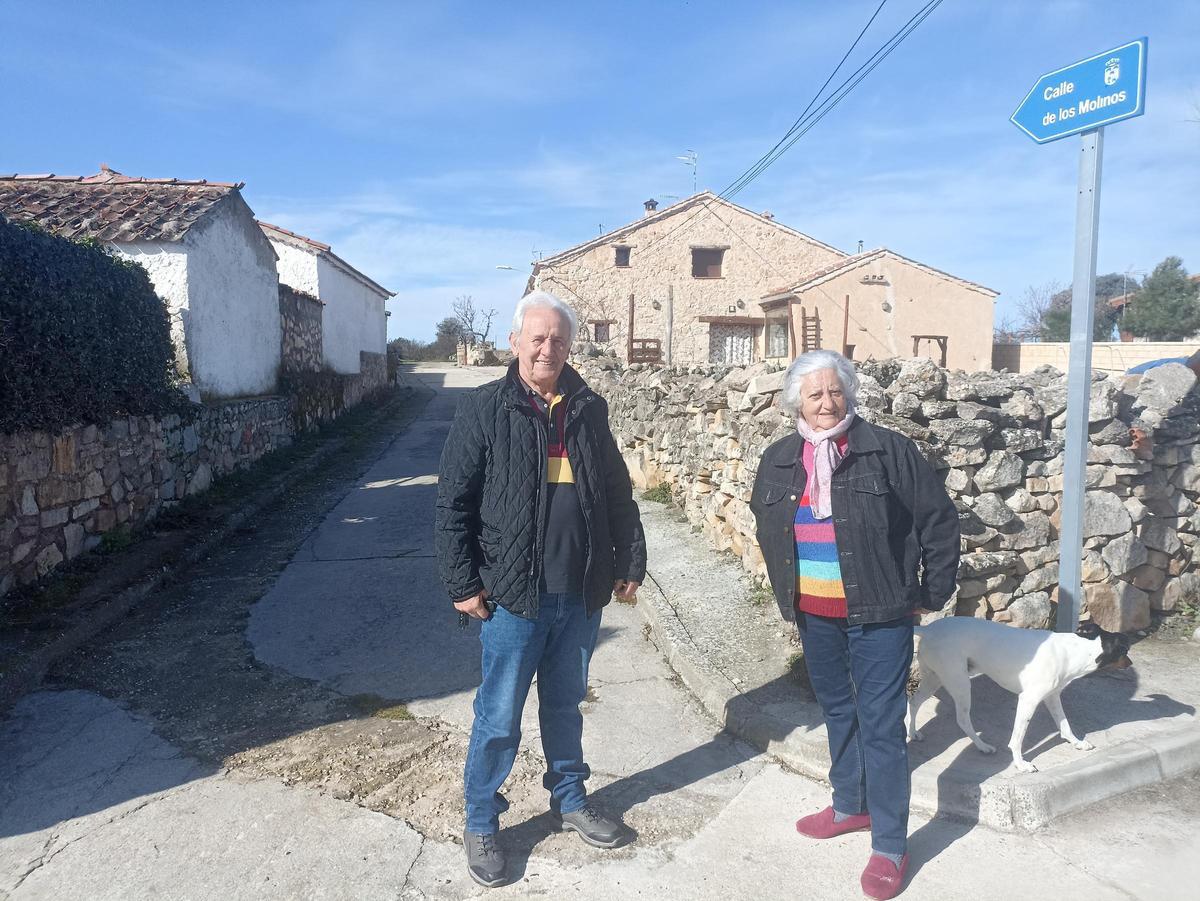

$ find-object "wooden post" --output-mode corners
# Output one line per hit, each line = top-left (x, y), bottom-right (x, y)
(665, 285), (674, 365)
(842, 293), (851, 356)
(627, 293), (635, 362)
(788, 302), (798, 360)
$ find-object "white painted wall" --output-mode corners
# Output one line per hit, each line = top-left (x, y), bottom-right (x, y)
(114, 242), (192, 377)
(273, 240), (321, 297)
(265, 232), (389, 375)
(182, 199), (282, 397)
(316, 256), (389, 374)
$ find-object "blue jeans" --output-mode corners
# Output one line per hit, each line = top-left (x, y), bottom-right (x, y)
(798, 613), (914, 856)
(464, 592), (601, 834)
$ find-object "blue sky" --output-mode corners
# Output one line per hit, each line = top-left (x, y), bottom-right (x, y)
(5, 1), (1198, 344)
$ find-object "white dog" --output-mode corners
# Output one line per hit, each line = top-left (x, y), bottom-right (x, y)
(907, 618), (1132, 773)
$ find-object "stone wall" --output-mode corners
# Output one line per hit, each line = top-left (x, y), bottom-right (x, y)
(1, 398), (292, 596)
(343, 351), (388, 409)
(279, 285), (324, 373)
(574, 349), (1200, 632)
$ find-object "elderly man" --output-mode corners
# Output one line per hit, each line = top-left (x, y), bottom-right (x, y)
(435, 290), (646, 887)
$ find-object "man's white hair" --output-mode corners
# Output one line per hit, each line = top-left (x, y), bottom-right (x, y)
(512, 290), (578, 344)
(779, 349), (859, 418)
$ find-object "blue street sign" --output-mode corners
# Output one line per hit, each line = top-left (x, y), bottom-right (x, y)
(1011, 38), (1147, 144)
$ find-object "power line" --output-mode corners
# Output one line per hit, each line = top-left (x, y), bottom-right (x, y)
(726, 0), (944, 200)
(537, 0), (944, 315)
(583, 0), (942, 277)
(721, 0), (889, 200)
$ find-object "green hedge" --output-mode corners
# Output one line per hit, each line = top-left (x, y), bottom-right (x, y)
(0, 215), (192, 434)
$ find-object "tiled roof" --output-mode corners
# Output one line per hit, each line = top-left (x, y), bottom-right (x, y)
(258, 220), (394, 298)
(764, 247), (998, 299)
(258, 220), (331, 253)
(0, 166), (242, 243)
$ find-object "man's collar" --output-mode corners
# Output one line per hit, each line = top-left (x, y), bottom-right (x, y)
(505, 359), (586, 399)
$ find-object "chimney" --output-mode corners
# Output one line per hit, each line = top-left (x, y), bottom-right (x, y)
(643, 198), (659, 217)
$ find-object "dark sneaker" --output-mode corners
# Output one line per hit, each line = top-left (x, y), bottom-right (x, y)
(462, 830), (506, 888)
(555, 804), (625, 848)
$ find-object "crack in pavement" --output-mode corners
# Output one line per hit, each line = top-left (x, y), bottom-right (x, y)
(1029, 832), (1140, 901)
(644, 570), (743, 692)
(397, 833), (426, 897)
(8, 784), (189, 894)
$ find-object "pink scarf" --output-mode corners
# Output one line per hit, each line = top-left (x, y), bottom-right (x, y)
(796, 413), (855, 520)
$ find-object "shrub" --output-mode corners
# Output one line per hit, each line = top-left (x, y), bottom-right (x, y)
(0, 216), (191, 433)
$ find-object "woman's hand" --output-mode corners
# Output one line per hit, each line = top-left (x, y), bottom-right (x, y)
(613, 579), (641, 603)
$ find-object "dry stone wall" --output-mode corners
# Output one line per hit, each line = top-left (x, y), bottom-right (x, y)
(279, 285), (324, 374)
(574, 347), (1200, 632)
(1, 398), (292, 597)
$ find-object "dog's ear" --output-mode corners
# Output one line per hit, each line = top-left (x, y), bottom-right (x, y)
(1096, 631), (1134, 668)
(1075, 621), (1102, 641)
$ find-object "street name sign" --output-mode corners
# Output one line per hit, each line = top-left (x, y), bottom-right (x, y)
(1011, 38), (1147, 144)
(1010, 38), (1148, 630)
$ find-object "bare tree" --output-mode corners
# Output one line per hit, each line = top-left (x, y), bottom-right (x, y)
(452, 295), (499, 346)
(1008, 280), (1063, 342)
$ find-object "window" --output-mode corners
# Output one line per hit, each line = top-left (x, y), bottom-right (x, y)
(594, 322), (611, 343)
(692, 247), (725, 278)
(614, 246), (631, 268)
(767, 320), (788, 358)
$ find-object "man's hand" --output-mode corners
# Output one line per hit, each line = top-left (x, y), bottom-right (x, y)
(613, 579), (640, 603)
(455, 590), (492, 620)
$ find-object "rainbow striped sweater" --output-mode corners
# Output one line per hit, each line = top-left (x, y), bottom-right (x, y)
(794, 438), (848, 619)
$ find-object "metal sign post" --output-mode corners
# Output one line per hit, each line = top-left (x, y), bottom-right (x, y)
(1011, 39), (1147, 631)
(1057, 128), (1104, 631)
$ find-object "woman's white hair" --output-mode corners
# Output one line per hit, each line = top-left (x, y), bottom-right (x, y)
(779, 349), (858, 418)
(512, 290), (578, 344)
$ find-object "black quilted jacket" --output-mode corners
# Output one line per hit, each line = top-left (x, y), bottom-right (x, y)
(435, 362), (646, 618)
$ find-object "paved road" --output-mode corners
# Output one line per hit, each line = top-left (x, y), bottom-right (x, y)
(1, 363), (1196, 900)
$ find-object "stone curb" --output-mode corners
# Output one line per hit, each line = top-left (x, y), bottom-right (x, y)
(0, 384), (434, 714)
(636, 563), (1200, 832)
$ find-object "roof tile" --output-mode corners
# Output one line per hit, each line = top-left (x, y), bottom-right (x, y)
(0, 168), (241, 243)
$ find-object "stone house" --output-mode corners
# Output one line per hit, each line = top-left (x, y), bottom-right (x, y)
(760, 248), (999, 371)
(527, 192), (846, 365)
(0, 167), (282, 398)
(259, 221), (392, 379)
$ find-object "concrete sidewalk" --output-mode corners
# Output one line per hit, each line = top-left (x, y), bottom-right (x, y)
(1, 363), (1197, 900)
(634, 499), (1200, 831)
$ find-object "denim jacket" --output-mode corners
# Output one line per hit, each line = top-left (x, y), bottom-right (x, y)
(750, 417), (960, 625)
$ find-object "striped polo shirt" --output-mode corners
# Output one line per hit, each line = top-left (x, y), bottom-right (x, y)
(524, 386), (586, 594)
(794, 437), (848, 619)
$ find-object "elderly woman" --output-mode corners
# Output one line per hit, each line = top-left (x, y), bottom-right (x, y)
(750, 350), (959, 901)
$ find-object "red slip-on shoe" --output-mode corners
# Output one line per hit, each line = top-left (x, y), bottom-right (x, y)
(795, 806), (871, 839)
(860, 852), (910, 900)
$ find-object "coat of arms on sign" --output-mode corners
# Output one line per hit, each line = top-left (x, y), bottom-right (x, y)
(1104, 57), (1120, 86)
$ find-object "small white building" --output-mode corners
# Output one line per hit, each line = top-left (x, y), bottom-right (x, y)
(259, 221), (392, 375)
(0, 167), (281, 398)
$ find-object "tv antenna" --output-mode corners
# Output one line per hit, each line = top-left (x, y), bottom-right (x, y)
(675, 150), (698, 193)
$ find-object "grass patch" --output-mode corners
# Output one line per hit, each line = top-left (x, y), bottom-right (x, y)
(748, 584), (774, 608)
(99, 525), (134, 554)
(348, 693), (415, 721)
(641, 483), (673, 504)
(786, 651), (813, 693)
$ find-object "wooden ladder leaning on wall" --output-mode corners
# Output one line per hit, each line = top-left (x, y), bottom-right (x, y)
(800, 306), (822, 353)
